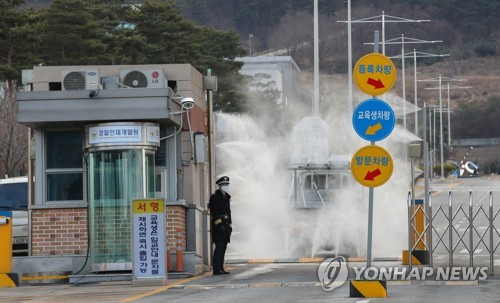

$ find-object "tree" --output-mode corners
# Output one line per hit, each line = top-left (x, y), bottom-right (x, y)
(0, 1), (39, 178)
(0, 83), (28, 177)
(133, 1), (199, 64)
(133, 1), (246, 112)
(40, 0), (111, 65)
(244, 72), (282, 115)
(34, 0), (246, 111)
(0, 1), (42, 85)
(452, 95), (500, 139)
(192, 26), (246, 112)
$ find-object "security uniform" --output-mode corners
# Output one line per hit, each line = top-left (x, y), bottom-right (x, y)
(209, 176), (232, 275)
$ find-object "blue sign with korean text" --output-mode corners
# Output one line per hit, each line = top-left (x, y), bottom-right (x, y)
(352, 98), (395, 142)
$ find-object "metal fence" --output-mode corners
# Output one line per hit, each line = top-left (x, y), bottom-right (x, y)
(408, 191), (500, 274)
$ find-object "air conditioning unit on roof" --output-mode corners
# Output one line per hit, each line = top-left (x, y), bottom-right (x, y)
(62, 69), (99, 90)
(119, 69), (166, 88)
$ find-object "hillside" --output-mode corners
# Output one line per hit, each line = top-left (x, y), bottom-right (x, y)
(175, 2), (499, 102)
(18, 0), (500, 138)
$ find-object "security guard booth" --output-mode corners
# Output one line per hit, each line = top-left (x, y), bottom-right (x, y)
(17, 65), (213, 275)
(86, 122), (159, 271)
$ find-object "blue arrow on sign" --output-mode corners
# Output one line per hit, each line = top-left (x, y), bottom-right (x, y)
(352, 98), (395, 142)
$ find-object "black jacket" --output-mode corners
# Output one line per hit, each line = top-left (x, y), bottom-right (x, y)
(208, 189), (232, 243)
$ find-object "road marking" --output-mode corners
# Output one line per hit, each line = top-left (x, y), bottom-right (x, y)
(298, 257), (324, 263)
(249, 282), (283, 288)
(184, 285), (218, 290)
(356, 300), (370, 303)
(120, 272), (211, 302)
(248, 258), (274, 263)
(233, 264), (278, 280)
(445, 281), (478, 286)
(168, 282), (323, 289)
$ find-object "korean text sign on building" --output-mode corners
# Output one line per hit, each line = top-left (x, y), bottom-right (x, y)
(132, 199), (167, 281)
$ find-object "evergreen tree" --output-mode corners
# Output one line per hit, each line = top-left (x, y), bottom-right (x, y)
(0, 0), (41, 82)
(133, 1), (246, 112)
(40, 0), (111, 65)
(133, 1), (198, 64)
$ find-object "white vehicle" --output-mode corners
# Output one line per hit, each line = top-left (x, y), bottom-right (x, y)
(287, 117), (363, 257)
(0, 177), (29, 256)
(287, 158), (362, 257)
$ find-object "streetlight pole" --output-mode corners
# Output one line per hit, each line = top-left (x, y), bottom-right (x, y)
(338, 11), (430, 117)
(248, 34), (254, 55)
(370, 36), (442, 132)
(426, 83), (471, 146)
(421, 76), (465, 178)
(347, 0), (352, 118)
(313, 0), (319, 117)
(446, 84), (471, 147)
(390, 51), (449, 136)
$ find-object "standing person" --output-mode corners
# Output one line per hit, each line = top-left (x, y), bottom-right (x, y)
(208, 176), (232, 275)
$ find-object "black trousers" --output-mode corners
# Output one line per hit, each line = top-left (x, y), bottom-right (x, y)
(213, 240), (228, 271)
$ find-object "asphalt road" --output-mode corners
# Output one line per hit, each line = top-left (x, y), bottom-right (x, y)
(424, 175), (500, 269)
(3, 261), (500, 303)
(3, 175), (500, 303)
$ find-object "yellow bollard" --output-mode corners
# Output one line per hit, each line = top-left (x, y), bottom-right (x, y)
(413, 199), (426, 250)
(0, 213), (12, 273)
(0, 212), (18, 287)
(350, 280), (387, 298)
(402, 199), (430, 265)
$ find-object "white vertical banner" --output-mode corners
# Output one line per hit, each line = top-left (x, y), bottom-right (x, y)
(132, 199), (167, 285)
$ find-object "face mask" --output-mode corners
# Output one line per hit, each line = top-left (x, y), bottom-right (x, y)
(221, 185), (229, 193)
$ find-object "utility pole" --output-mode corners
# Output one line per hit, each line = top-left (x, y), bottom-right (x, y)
(368, 36), (442, 132)
(338, 11), (430, 118)
(313, 0), (320, 117)
(248, 34), (254, 56)
(390, 50), (449, 136)
(420, 76), (465, 179)
(424, 82), (471, 146)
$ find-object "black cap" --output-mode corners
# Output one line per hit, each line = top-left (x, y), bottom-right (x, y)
(216, 176), (230, 185)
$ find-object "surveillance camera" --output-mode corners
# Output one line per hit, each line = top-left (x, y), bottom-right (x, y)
(89, 90), (97, 99)
(181, 97), (194, 110)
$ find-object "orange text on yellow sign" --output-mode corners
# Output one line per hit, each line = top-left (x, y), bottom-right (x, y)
(351, 145), (393, 187)
(132, 199), (164, 214)
(353, 53), (397, 96)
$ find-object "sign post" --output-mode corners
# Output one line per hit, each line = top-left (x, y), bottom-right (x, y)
(350, 36), (397, 300)
(352, 52), (396, 269)
(132, 199), (167, 286)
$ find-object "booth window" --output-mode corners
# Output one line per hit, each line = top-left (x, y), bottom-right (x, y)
(45, 131), (85, 202)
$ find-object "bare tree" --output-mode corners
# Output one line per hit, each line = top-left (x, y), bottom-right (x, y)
(0, 82), (28, 178)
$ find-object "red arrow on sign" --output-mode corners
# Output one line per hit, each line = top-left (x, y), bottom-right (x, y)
(364, 168), (382, 181)
(367, 78), (385, 90)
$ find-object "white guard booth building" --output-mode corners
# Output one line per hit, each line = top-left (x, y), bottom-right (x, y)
(16, 64), (215, 277)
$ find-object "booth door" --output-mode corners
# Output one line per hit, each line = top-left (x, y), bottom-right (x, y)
(89, 149), (155, 272)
